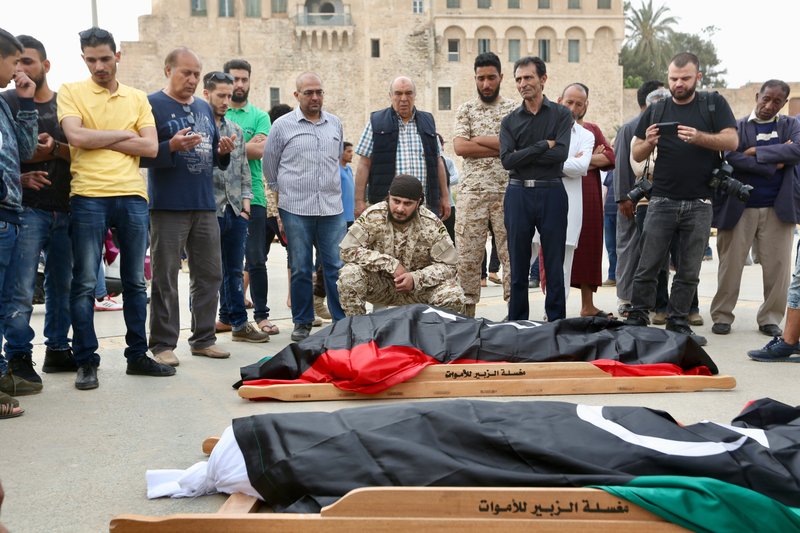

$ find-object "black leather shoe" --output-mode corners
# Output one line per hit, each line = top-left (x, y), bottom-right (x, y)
(291, 323), (313, 342)
(712, 323), (731, 335)
(759, 324), (783, 337)
(42, 348), (78, 373)
(126, 355), (177, 377)
(75, 364), (99, 390)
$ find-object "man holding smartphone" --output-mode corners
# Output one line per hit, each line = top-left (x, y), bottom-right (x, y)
(625, 52), (737, 345)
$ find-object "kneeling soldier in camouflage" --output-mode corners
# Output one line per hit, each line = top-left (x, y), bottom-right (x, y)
(338, 175), (465, 315)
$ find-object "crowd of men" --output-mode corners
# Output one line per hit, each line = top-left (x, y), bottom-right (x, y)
(2, 25), (800, 420)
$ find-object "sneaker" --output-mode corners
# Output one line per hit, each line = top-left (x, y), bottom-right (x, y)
(232, 322), (270, 343)
(650, 311), (668, 325)
(688, 312), (704, 326)
(314, 295), (332, 319)
(8, 356), (41, 384)
(42, 348), (78, 373)
(126, 355), (177, 376)
(153, 349), (180, 367)
(291, 323), (313, 342)
(94, 295), (123, 311)
(75, 363), (99, 390)
(0, 371), (43, 396)
(666, 322), (707, 347)
(190, 345), (231, 359)
(312, 316), (323, 327)
(601, 279), (616, 287)
(625, 310), (650, 327)
(528, 278), (540, 289)
(748, 338), (800, 362)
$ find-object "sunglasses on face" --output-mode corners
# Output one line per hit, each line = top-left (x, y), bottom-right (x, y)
(79, 27), (111, 40)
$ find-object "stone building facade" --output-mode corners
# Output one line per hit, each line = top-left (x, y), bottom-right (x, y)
(119, 0), (624, 156)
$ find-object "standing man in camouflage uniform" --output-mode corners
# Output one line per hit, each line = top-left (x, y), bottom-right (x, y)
(453, 52), (516, 317)
(338, 175), (465, 315)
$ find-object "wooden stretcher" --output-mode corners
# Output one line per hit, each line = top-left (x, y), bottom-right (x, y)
(109, 436), (689, 532)
(238, 362), (736, 401)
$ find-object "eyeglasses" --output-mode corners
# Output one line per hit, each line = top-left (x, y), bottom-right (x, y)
(300, 89), (324, 97)
(182, 105), (195, 125)
(79, 27), (111, 40)
(204, 71), (233, 83)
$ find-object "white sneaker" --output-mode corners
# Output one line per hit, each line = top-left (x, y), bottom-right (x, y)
(94, 295), (123, 311)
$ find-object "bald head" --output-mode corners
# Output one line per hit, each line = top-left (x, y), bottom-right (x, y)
(294, 71), (324, 119)
(164, 47), (201, 102)
(389, 76), (416, 121)
(296, 71), (322, 91)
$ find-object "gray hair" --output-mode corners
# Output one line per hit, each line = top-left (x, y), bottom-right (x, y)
(646, 87), (671, 106)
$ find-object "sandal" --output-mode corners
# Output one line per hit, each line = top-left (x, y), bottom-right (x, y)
(257, 319), (280, 335)
(0, 392), (23, 419)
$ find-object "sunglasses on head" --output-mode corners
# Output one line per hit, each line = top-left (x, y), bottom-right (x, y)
(79, 27), (111, 40)
(204, 71), (234, 83)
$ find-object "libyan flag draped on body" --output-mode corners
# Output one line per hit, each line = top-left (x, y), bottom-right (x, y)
(235, 304), (717, 392)
(230, 397), (800, 532)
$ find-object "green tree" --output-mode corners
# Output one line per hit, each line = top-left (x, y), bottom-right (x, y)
(620, 0), (678, 83)
(620, 2), (728, 88)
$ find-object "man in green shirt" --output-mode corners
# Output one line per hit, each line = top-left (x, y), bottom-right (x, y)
(222, 59), (278, 335)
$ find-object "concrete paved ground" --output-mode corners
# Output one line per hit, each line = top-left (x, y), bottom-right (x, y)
(1, 237), (799, 532)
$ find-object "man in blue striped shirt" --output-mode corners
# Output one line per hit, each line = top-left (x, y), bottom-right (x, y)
(263, 72), (346, 341)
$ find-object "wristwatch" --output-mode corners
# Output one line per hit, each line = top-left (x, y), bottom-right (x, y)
(50, 140), (61, 157)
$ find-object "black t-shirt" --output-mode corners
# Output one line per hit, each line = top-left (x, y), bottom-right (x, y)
(635, 93), (736, 200)
(0, 90), (71, 212)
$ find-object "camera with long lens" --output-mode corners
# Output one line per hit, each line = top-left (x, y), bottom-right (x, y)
(626, 176), (653, 204)
(708, 161), (753, 202)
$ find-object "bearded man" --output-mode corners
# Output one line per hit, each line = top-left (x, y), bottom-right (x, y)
(337, 174), (465, 315)
(452, 52), (516, 317)
(624, 52), (738, 347)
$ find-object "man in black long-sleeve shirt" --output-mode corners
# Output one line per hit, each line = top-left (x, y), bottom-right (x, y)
(500, 56), (572, 321)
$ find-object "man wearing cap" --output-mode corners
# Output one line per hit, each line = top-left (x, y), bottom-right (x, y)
(337, 174), (465, 315)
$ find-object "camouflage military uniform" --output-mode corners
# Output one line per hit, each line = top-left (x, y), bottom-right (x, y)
(453, 96), (517, 313)
(338, 202), (465, 315)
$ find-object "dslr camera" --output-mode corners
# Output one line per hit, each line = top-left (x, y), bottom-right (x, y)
(708, 161), (752, 202)
(626, 176), (653, 204)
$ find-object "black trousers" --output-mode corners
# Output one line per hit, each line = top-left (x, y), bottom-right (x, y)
(504, 182), (568, 321)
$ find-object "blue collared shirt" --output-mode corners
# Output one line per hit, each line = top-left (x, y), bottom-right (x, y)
(263, 107), (344, 216)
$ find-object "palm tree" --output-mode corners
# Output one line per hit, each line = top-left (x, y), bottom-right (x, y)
(622, 0), (678, 82)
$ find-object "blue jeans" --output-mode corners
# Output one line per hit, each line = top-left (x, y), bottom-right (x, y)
(3, 208), (72, 363)
(280, 209), (346, 324)
(631, 197), (711, 324)
(245, 205), (271, 322)
(0, 219), (19, 374)
(218, 206), (249, 328)
(603, 211), (617, 280)
(70, 196), (149, 366)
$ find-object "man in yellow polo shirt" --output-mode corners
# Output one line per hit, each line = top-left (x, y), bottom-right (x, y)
(58, 27), (176, 390)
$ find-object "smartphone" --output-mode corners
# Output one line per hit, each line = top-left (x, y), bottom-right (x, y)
(655, 122), (679, 135)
